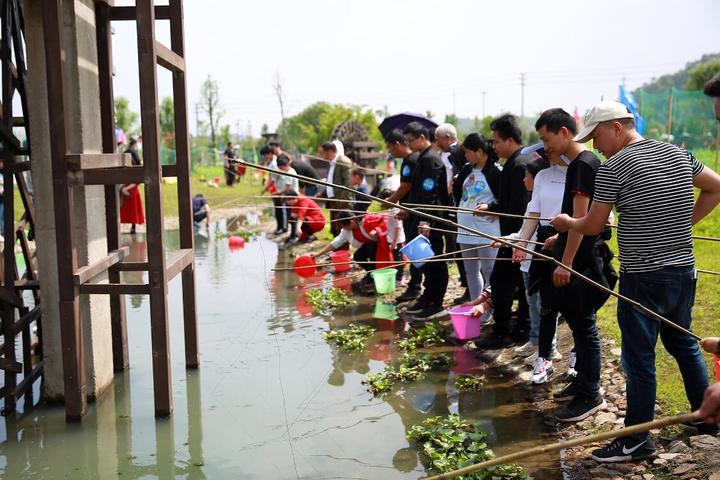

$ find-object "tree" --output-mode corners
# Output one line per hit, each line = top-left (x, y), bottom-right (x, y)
(159, 97), (175, 148)
(115, 97), (138, 136)
(686, 59), (720, 90)
(273, 70), (287, 128)
(280, 102), (384, 154)
(199, 75), (224, 149)
(220, 125), (232, 147)
(443, 114), (458, 126)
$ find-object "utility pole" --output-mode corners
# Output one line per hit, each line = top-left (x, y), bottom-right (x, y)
(520, 73), (526, 118)
(452, 88), (456, 115)
(194, 102), (200, 138)
(482, 90), (486, 118)
(236, 120), (241, 142)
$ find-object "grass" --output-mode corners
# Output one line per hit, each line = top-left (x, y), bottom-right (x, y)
(596, 202), (720, 415)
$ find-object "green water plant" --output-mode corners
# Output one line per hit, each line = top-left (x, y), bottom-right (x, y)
(216, 229), (261, 241)
(396, 322), (448, 352)
(323, 324), (374, 351)
(362, 352), (453, 397)
(306, 288), (355, 313)
(455, 375), (485, 392)
(407, 415), (530, 479)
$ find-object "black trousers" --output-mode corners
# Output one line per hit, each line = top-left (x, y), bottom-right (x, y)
(489, 246), (528, 338)
(288, 220), (315, 239)
(354, 242), (377, 272)
(443, 219), (468, 289)
(421, 230), (448, 304)
(272, 196), (287, 232)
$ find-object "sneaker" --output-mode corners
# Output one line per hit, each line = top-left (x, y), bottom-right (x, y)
(514, 341), (537, 357)
(395, 287), (421, 304)
(413, 303), (448, 320)
(530, 357), (553, 384)
(591, 436), (657, 463)
(525, 349), (562, 366)
(405, 298), (429, 314)
(299, 235), (317, 244)
(284, 236), (299, 245)
(474, 333), (513, 350)
(554, 381), (606, 402)
(567, 351), (578, 378)
(453, 290), (470, 305)
(683, 420), (720, 436)
(556, 393), (607, 422)
(273, 228), (286, 235)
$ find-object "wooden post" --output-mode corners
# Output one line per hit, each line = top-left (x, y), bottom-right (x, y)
(136, 0), (173, 417)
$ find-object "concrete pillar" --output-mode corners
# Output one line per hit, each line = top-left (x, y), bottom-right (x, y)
(25, 0), (114, 401)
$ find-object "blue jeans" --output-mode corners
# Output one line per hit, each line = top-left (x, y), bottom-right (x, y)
(522, 271), (541, 344)
(618, 266), (708, 433)
(0, 200), (4, 236)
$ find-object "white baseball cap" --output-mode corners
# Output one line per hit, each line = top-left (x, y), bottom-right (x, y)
(573, 100), (635, 143)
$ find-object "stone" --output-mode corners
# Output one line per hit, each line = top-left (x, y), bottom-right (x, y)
(642, 474), (655, 480)
(658, 453), (682, 460)
(652, 458), (667, 466)
(612, 463), (636, 473)
(689, 434), (720, 450)
(671, 464), (696, 476)
(606, 405), (619, 413)
(608, 393), (621, 402)
(610, 347), (622, 356)
(632, 465), (647, 474)
(589, 467), (623, 478)
(596, 412), (618, 425)
(709, 472), (720, 480)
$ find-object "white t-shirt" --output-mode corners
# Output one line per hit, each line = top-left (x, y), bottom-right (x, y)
(457, 168), (501, 245)
(382, 174), (401, 191)
(331, 227), (363, 249)
(326, 157), (337, 198)
(441, 151), (454, 190)
(268, 156), (280, 183)
(387, 209), (406, 245)
(274, 167), (298, 193)
(526, 164), (567, 224)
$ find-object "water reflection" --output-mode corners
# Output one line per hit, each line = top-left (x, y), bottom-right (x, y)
(0, 230), (560, 478)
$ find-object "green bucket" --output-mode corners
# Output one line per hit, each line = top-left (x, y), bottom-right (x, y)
(370, 268), (396, 294)
(373, 299), (398, 320)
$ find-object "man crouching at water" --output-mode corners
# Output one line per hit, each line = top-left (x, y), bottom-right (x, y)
(309, 210), (393, 290)
(551, 100), (720, 463)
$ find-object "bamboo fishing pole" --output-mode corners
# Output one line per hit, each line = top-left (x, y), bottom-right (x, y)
(238, 160), (703, 342)
(273, 255), (546, 272)
(427, 226), (547, 247)
(421, 413), (698, 480)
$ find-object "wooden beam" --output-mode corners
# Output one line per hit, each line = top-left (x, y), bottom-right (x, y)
(11, 161), (31, 172)
(66, 153), (133, 170)
(79, 283), (151, 295)
(74, 246), (130, 285)
(161, 164), (177, 177)
(352, 141), (378, 148)
(11, 306), (41, 336)
(0, 358), (22, 374)
(14, 280), (40, 290)
(165, 248), (193, 282)
(81, 166), (144, 185)
(112, 261), (149, 272)
(155, 41), (184, 73)
(12, 363), (43, 400)
(109, 5), (170, 21)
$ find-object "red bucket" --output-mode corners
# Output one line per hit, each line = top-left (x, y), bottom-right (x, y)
(293, 255), (317, 278)
(330, 250), (351, 272)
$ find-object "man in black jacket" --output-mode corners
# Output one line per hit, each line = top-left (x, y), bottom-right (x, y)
(400, 122), (451, 319)
(475, 114), (531, 349)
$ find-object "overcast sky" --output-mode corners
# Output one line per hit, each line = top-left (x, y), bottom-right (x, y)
(111, 0), (720, 137)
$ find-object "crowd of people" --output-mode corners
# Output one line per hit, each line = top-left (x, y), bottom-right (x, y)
(256, 75), (720, 464)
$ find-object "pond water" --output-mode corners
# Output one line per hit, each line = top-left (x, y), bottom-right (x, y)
(0, 228), (561, 479)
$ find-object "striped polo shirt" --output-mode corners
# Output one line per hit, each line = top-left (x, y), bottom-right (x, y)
(593, 139), (704, 274)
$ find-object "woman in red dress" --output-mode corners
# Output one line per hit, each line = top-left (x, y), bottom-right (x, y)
(120, 138), (145, 234)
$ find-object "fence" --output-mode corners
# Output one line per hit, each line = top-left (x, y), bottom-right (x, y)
(638, 87), (719, 152)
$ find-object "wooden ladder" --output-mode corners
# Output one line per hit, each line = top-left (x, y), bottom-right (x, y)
(41, 0), (198, 421)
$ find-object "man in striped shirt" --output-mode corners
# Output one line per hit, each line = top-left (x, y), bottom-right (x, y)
(551, 100), (720, 463)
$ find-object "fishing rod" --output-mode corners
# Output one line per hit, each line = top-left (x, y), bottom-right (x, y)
(426, 226), (547, 247)
(273, 255), (546, 272)
(303, 153), (396, 176)
(422, 413), (698, 480)
(238, 160), (703, 342)
(253, 195), (375, 205)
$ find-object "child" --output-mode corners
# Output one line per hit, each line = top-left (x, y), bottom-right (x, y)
(378, 188), (405, 285)
(284, 190), (326, 244)
(350, 168), (370, 212)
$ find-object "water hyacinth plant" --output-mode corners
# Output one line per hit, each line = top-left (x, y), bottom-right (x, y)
(323, 323), (375, 351)
(306, 288), (355, 313)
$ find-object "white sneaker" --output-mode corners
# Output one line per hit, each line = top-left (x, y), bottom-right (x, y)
(525, 348), (562, 366)
(567, 351), (578, 378)
(514, 341), (537, 357)
(530, 357), (553, 384)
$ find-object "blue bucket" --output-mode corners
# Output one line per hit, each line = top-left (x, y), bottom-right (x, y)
(400, 235), (434, 268)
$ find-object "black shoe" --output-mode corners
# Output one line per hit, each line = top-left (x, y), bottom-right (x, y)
(453, 290), (470, 305)
(473, 334), (513, 350)
(396, 287), (421, 304)
(405, 298), (429, 314)
(553, 381), (580, 402)
(413, 303), (448, 320)
(273, 228), (286, 235)
(556, 393), (607, 422)
(591, 436), (657, 463)
(299, 235), (317, 244)
(683, 420), (720, 436)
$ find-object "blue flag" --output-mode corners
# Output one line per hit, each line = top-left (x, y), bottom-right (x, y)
(619, 85), (646, 135)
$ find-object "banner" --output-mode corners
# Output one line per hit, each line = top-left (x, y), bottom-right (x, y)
(619, 85), (646, 135)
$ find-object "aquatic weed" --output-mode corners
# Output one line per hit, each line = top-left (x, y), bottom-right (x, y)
(396, 322), (449, 352)
(362, 352), (453, 397)
(323, 323), (375, 351)
(407, 414), (530, 479)
(455, 375), (485, 392)
(306, 288), (355, 313)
